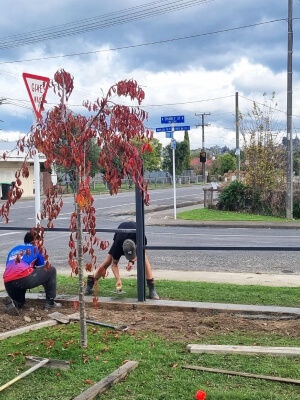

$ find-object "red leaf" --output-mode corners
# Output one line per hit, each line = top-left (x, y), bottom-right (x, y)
(84, 380), (93, 384)
(73, 301), (79, 310)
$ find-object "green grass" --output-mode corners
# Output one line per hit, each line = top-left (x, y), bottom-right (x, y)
(3, 276), (300, 399)
(45, 275), (300, 308)
(177, 208), (291, 221)
(0, 324), (300, 400)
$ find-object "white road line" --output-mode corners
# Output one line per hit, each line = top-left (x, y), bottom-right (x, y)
(0, 232), (21, 237)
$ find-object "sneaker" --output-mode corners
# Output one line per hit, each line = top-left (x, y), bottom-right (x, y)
(3, 296), (20, 316)
(149, 288), (160, 300)
(84, 285), (94, 295)
(84, 275), (95, 295)
(44, 299), (62, 310)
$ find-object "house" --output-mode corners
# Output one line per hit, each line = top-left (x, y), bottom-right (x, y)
(0, 150), (54, 198)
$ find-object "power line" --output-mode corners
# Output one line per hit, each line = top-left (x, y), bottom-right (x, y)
(0, 0), (212, 50)
(239, 95), (300, 118)
(0, 18), (286, 65)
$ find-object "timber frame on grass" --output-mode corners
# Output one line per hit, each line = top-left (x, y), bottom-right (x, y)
(0, 314), (138, 399)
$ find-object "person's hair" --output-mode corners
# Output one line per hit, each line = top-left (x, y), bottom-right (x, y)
(24, 231), (35, 244)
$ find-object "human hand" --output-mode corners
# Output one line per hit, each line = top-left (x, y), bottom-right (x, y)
(116, 280), (122, 290)
(126, 261), (134, 271)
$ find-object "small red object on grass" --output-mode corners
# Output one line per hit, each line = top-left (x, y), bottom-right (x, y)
(195, 390), (206, 400)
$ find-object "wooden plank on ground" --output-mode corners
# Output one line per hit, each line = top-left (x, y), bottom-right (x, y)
(187, 344), (300, 357)
(26, 356), (70, 370)
(72, 360), (138, 400)
(0, 320), (57, 341)
(182, 365), (300, 385)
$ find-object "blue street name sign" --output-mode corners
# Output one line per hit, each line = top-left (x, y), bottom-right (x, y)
(156, 127), (172, 132)
(174, 125), (190, 131)
(161, 115), (184, 124)
(156, 125), (190, 133)
(166, 132), (173, 139)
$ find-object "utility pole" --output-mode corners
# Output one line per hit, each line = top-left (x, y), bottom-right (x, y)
(235, 92), (240, 178)
(286, 0), (293, 219)
(195, 113), (210, 183)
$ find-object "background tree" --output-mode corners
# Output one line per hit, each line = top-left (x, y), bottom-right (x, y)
(210, 153), (236, 176)
(0, 70), (152, 347)
(240, 93), (286, 191)
(162, 140), (189, 176)
(132, 137), (162, 172)
(183, 130), (191, 170)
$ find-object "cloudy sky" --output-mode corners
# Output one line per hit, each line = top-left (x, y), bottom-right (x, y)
(0, 0), (299, 151)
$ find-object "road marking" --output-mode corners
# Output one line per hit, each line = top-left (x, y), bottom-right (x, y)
(0, 232), (20, 237)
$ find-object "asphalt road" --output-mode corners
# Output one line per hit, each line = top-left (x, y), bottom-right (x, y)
(0, 186), (300, 276)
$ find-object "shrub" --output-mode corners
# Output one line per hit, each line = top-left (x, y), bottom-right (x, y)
(293, 200), (300, 219)
(218, 181), (250, 211)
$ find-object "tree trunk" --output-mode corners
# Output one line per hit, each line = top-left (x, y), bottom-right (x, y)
(76, 171), (87, 348)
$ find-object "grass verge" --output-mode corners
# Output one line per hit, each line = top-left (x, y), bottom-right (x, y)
(0, 324), (300, 399)
(2, 276), (300, 399)
(50, 275), (300, 308)
(177, 208), (292, 221)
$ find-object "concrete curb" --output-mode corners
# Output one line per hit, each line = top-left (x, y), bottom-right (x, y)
(0, 292), (299, 318)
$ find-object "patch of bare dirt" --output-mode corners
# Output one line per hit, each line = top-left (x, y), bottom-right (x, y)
(1, 299), (300, 341)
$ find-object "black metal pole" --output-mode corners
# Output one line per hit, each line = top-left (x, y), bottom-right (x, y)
(135, 171), (146, 302)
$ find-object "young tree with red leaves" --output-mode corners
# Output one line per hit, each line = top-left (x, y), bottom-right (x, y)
(1, 69), (152, 347)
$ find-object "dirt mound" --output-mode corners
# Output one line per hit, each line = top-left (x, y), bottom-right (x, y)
(1, 299), (299, 341)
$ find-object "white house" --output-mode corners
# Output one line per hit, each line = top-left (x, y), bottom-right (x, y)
(0, 150), (49, 198)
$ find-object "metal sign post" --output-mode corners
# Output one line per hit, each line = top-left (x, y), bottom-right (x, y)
(157, 116), (189, 220)
(23, 73), (50, 226)
(171, 129), (177, 219)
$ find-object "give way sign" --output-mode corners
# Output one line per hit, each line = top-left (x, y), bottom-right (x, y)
(23, 72), (50, 119)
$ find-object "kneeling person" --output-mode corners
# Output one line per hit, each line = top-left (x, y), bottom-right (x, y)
(3, 231), (61, 314)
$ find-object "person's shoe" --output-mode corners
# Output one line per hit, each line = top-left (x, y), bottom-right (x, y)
(149, 287), (159, 300)
(84, 275), (95, 295)
(147, 280), (159, 300)
(3, 296), (20, 316)
(44, 299), (62, 310)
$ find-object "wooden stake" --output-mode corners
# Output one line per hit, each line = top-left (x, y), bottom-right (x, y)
(182, 365), (300, 385)
(73, 360), (138, 400)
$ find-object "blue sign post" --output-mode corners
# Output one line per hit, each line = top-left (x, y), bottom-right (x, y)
(174, 125), (190, 131)
(156, 126), (190, 133)
(156, 116), (188, 220)
(155, 127), (173, 132)
(161, 115), (184, 124)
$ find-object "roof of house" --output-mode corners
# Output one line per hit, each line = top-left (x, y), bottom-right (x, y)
(191, 158), (212, 166)
(0, 150), (45, 163)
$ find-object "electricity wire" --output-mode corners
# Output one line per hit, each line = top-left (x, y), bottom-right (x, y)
(0, 18), (286, 65)
(0, 0), (213, 50)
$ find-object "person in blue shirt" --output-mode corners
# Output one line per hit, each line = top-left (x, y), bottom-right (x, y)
(3, 230), (61, 314)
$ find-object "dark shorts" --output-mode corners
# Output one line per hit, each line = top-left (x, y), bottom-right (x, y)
(4, 265), (57, 307)
(108, 240), (124, 261)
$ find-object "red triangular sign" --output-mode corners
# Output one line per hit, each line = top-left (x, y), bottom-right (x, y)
(23, 72), (50, 119)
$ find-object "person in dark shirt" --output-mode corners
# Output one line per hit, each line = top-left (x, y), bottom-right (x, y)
(3, 231), (61, 314)
(85, 221), (159, 299)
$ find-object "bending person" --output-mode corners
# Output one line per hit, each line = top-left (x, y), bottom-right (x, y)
(85, 221), (159, 299)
